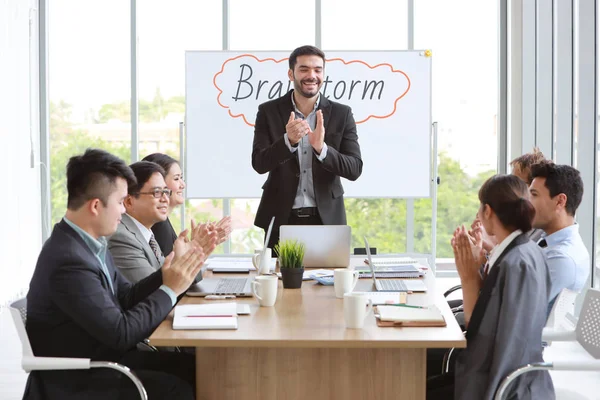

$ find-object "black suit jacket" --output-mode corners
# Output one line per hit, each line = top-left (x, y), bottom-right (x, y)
(152, 217), (177, 256)
(252, 90), (362, 235)
(24, 219), (174, 399)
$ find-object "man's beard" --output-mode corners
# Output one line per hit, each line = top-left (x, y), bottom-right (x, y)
(294, 77), (321, 98)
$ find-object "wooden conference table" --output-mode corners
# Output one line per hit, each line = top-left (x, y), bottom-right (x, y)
(149, 257), (466, 400)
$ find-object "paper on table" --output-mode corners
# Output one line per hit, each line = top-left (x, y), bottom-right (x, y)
(205, 257), (276, 271)
(352, 291), (406, 305)
(173, 303), (238, 330)
(276, 269), (333, 281)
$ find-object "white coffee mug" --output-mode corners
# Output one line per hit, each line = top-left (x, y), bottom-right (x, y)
(252, 275), (278, 307)
(334, 268), (359, 299)
(343, 293), (373, 329)
(252, 248), (272, 275)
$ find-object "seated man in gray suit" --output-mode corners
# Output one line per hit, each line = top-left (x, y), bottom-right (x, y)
(109, 161), (217, 283)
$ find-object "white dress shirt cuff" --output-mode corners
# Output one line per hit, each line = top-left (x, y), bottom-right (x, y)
(316, 143), (328, 161)
(159, 285), (177, 306)
(283, 133), (298, 153)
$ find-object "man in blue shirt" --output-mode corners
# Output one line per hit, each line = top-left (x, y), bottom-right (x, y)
(25, 149), (204, 400)
(529, 163), (589, 311)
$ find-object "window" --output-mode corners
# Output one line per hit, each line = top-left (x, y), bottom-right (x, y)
(49, 0), (131, 224)
(415, 0), (499, 261)
(137, 0), (222, 236)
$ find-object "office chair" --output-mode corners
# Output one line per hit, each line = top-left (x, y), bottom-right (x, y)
(10, 298), (148, 400)
(494, 288), (600, 400)
(543, 288), (578, 336)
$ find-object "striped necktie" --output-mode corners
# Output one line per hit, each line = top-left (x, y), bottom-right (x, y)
(482, 261), (490, 278)
(149, 235), (163, 261)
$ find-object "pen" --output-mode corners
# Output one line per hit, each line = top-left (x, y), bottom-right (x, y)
(205, 295), (236, 300)
(385, 304), (428, 309)
(184, 315), (234, 318)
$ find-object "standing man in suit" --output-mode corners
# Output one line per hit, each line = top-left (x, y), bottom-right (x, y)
(252, 45), (363, 249)
(109, 161), (216, 283)
(25, 149), (205, 400)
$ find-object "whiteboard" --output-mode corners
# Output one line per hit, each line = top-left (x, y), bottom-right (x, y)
(185, 51), (431, 198)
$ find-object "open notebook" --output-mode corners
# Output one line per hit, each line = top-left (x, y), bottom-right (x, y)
(375, 305), (446, 327)
(173, 303), (238, 330)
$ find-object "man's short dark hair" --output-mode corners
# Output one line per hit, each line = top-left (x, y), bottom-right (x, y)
(530, 163), (584, 216)
(289, 45), (326, 70)
(128, 161), (166, 197)
(67, 149), (137, 210)
(509, 147), (546, 184)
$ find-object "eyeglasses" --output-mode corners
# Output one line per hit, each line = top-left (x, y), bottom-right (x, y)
(137, 189), (172, 199)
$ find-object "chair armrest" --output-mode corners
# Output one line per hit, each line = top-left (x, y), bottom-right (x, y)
(444, 285), (462, 298)
(541, 328), (577, 342)
(90, 361), (148, 400)
(494, 362), (553, 400)
(552, 359), (600, 371)
(22, 356), (90, 372)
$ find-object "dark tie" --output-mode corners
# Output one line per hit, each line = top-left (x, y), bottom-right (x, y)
(149, 235), (163, 261)
(481, 261), (490, 279)
(538, 239), (548, 248)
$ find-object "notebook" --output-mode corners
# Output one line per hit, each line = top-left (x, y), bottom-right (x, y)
(375, 305), (446, 327)
(173, 303), (238, 330)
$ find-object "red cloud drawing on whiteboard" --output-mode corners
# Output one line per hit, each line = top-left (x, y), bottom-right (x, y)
(213, 54), (411, 127)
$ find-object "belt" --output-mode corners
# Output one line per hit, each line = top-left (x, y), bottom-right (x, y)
(291, 207), (319, 217)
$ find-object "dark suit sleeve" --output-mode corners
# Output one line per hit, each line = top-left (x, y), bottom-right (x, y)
(113, 264), (165, 310)
(49, 261), (172, 352)
(320, 106), (363, 181)
(252, 104), (297, 174)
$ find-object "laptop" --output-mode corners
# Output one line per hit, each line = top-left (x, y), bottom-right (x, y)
(279, 225), (351, 268)
(187, 217), (275, 297)
(363, 236), (427, 293)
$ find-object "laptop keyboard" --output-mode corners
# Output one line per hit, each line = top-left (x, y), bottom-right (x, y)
(214, 278), (248, 294)
(377, 279), (408, 291)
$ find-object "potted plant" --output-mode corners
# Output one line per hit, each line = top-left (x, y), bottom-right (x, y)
(275, 240), (306, 289)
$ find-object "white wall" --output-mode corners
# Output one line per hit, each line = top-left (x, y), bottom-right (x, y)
(0, 0), (42, 306)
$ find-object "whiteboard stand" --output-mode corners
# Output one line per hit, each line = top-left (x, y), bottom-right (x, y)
(397, 121), (438, 274)
(179, 121), (186, 232)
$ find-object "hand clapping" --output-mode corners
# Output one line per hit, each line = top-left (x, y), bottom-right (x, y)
(452, 225), (486, 283)
(286, 112), (309, 145)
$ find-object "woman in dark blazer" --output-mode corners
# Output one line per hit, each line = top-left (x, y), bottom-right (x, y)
(427, 175), (554, 400)
(142, 153), (232, 256)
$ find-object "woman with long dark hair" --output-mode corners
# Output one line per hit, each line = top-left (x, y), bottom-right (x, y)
(428, 174), (554, 399)
(142, 153), (231, 255)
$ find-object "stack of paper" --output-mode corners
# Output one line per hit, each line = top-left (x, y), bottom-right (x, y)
(173, 303), (238, 330)
(375, 305), (446, 327)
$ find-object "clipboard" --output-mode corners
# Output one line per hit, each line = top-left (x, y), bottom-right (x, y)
(374, 306), (447, 327)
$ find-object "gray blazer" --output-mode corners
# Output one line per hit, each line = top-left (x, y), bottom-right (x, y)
(455, 234), (555, 400)
(108, 214), (164, 283)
